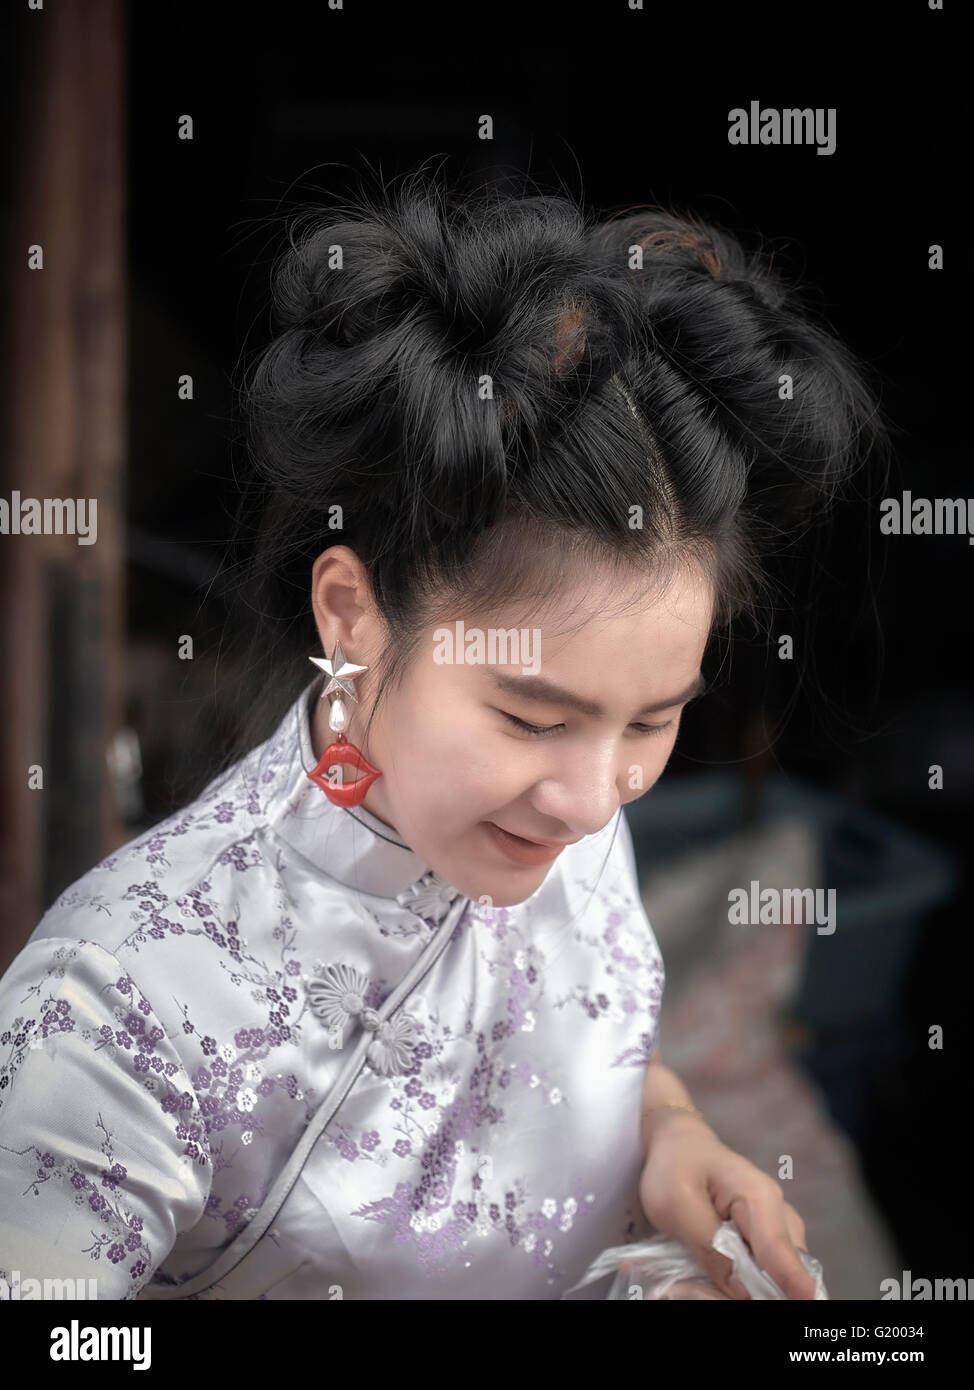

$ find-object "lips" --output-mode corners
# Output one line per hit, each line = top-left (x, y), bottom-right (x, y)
(307, 742), (382, 806)
(484, 821), (573, 866)
(494, 826), (575, 849)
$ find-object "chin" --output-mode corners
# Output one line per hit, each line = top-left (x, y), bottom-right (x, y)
(458, 867), (553, 910)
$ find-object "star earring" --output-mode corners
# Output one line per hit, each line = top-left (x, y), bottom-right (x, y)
(307, 640), (382, 808)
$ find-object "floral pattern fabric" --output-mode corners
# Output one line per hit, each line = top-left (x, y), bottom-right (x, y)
(0, 677), (665, 1299)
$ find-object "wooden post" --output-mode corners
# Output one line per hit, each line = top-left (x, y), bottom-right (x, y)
(0, 0), (126, 973)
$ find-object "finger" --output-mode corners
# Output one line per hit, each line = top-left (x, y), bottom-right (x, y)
(748, 1224), (819, 1300)
(670, 1190), (751, 1299)
(783, 1202), (807, 1252)
(714, 1187), (816, 1299)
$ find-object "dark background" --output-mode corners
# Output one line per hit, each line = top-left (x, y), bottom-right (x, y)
(2, 0), (969, 1288)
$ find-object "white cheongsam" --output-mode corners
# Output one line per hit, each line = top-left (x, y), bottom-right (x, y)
(0, 676), (665, 1299)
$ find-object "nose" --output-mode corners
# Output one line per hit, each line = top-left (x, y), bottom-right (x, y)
(527, 741), (624, 839)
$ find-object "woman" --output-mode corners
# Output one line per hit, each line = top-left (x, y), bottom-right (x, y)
(0, 171), (883, 1300)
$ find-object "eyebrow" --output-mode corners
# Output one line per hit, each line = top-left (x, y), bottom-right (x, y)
(486, 670), (707, 720)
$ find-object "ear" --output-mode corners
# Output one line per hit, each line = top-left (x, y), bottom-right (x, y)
(310, 546), (373, 653)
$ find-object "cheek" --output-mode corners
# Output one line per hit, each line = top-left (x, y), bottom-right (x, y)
(383, 701), (499, 803)
(627, 731), (680, 792)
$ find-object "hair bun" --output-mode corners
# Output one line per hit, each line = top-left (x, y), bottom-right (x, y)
(246, 179), (644, 545)
(270, 182), (618, 359)
(590, 209), (884, 518)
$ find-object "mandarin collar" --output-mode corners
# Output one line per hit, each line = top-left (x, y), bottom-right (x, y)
(258, 675), (464, 911)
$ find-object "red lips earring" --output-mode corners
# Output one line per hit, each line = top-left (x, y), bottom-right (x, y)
(307, 641), (382, 808)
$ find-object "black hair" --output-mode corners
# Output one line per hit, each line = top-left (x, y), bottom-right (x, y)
(203, 165), (889, 789)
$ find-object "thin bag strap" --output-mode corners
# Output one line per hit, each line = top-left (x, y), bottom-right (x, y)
(142, 892), (471, 1299)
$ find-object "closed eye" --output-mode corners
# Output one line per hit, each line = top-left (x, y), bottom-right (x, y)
(499, 711), (676, 739)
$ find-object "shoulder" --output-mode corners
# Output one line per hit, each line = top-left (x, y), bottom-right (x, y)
(0, 935), (154, 1057)
(0, 698), (314, 1034)
(24, 735), (274, 963)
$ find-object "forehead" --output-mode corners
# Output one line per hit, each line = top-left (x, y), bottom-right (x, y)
(487, 553), (716, 648)
(421, 556), (713, 712)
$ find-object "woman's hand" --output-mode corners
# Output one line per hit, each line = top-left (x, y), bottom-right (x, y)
(638, 1111), (818, 1300)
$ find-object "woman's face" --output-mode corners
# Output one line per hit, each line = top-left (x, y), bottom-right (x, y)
(311, 550), (714, 907)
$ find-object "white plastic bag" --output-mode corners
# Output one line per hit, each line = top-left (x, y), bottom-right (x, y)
(561, 1219), (829, 1300)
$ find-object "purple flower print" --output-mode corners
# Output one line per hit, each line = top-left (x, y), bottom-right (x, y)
(100, 1163), (127, 1190)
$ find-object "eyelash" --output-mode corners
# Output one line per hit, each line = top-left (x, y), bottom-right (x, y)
(500, 711), (676, 739)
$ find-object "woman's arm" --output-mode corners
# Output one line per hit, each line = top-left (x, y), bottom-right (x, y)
(638, 1044), (710, 1158)
(636, 1044), (818, 1299)
(0, 937), (213, 1298)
